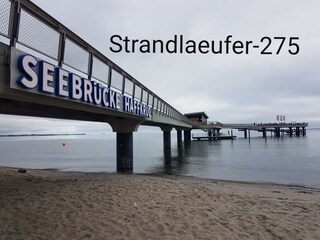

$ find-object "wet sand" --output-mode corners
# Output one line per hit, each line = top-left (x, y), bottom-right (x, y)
(0, 167), (319, 240)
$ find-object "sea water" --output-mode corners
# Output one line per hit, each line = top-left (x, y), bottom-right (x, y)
(0, 129), (319, 189)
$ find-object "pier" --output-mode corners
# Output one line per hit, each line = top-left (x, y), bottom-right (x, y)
(0, 0), (308, 173)
(205, 122), (308, 138)
(185, 112), (308, 140)
(0, 0), (198, 172)
(192, 122), (308, 141)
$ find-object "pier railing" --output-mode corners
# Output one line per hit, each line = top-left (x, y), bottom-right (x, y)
(0, 0), (192, 126)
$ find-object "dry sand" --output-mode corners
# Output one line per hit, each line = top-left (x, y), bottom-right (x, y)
(0, 167), (319, 240)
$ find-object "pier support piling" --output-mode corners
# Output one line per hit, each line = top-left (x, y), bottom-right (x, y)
(244, 129), (247, 139)
(296, 127), (300, 137)
(208, 131), (213, 141)
(163, 131), (171, 152)
(262, 128), (266, 138)
(110, 119), (141, 173)
(275, 127), (281, 138)
(184, 130), (191, 143)
(177, 130), (182, 146)
(116, 132), (133, 172)
(160, 126), (173, 157)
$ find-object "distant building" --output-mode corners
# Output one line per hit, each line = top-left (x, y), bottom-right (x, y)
(184, 112), (209, 125)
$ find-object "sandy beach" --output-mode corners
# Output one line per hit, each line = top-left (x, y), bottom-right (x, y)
(0, 167), (319, 240)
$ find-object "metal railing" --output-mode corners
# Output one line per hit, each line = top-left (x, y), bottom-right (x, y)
(0, 0), (192, 126)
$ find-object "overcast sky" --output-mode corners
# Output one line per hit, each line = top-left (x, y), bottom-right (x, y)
(1, 0), (320, 134)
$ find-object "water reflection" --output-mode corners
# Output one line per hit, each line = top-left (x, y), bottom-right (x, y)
(146, 134), (320, 188)
(150, 140), (224, 175)
(1, 131), (319, 188)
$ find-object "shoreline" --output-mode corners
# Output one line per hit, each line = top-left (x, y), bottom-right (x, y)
(14, 166), (320, 191)
(137, 172), (320, 191)
(1, 166), (320, 239)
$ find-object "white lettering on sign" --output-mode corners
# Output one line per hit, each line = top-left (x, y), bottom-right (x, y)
(39, 61), (55, 94)
(15, 54), (151, 118)
(17, 54), (38, 89)
(55, 68), (69, 97)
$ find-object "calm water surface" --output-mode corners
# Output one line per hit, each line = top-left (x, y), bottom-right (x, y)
(0, 130), (319, 188)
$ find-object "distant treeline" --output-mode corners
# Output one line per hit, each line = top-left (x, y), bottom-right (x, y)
(0, 133), (86, 137)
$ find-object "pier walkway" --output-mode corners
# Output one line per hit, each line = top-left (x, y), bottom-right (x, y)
(195, 121), (308, 138)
